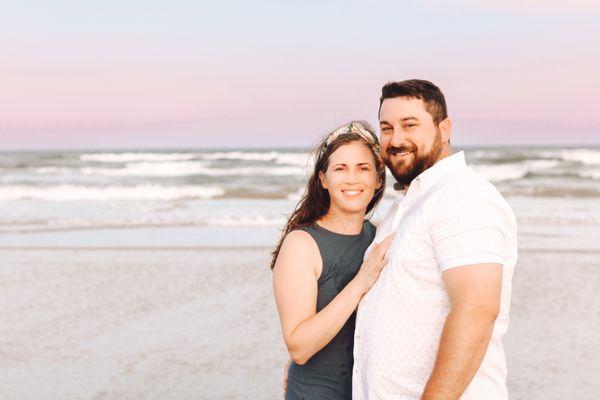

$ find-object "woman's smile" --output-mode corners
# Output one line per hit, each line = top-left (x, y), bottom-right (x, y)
(341, 189), (364, 196)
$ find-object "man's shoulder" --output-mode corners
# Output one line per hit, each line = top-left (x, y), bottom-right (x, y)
(428, 167), (516, 220)
(433, 166), (504, 199)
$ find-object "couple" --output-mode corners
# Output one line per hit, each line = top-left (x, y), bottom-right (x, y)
(271, 79), (518, 400)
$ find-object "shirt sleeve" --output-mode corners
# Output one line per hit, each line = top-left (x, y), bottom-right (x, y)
(428, 186), (511, 272)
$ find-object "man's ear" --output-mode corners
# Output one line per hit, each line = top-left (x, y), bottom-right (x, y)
(319, 171), (329, 189)
(439, 118), (452, 144)
(376, 175), (383, 190)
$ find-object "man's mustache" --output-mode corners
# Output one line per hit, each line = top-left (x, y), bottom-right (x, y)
(387, 145), (416, 156)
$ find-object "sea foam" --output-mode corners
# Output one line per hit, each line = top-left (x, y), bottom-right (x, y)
(0, 185), (224, 201)
(559, 149), (600, 165)
(79, 153), (198, 162)
(200, 151), (313, 167)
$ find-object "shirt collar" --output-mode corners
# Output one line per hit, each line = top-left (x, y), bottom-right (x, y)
(393, 151), (466, 198)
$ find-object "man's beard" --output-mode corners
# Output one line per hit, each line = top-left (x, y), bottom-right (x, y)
(384, 131), (444, 187)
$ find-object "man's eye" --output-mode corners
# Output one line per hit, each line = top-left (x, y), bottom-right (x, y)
(405, 124), (415, 128)
(334, 168), (344, 171)
(381, 127), (392, 132)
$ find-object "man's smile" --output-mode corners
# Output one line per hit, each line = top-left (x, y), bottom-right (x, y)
(390, 150), (413, 158)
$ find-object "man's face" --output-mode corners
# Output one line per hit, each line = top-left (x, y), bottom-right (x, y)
(379, 97), (447, 187)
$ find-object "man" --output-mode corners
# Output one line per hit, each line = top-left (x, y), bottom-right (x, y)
(353, 79), (518, 399)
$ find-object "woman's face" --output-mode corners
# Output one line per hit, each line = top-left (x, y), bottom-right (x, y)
(319, 141), (381, 216)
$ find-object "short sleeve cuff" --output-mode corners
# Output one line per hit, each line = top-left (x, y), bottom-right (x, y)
(439, 253), (505, 272)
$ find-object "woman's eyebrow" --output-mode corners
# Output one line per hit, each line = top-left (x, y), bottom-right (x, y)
(333, 162), (372, 167)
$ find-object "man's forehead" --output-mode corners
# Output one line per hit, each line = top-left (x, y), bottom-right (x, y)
(379, 97), (428, 120)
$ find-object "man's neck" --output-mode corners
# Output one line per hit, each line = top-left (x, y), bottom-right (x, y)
(393, 146), (454, 193)
(439, 145), (452, 160)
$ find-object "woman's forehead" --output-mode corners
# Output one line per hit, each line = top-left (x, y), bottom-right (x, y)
(328, 142), (375, 164)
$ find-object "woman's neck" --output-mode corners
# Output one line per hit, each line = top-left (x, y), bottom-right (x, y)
(317, 210), (365, 235)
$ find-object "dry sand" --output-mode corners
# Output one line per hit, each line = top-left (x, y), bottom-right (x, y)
(0, 247), (599, 399)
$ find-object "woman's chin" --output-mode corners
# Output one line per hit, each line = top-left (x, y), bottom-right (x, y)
(332, 201), (371, 214)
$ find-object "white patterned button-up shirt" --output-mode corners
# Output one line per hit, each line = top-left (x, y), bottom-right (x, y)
(353, 151), (518, 399)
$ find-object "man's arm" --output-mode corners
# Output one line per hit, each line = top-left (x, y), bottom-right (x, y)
(421, 263), (502, 400)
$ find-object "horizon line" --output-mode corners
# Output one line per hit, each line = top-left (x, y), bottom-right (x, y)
(1, 142), (600, 153)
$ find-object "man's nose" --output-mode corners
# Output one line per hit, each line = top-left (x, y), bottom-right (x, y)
(389, 127), (408, 147)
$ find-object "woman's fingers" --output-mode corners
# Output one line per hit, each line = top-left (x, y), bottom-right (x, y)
(372, 233), (396, 260)
(380, 233), (396, 251)
(377, 257), (388, 272)
(359, 234), (395, 292)
(369, 242), (380, 255)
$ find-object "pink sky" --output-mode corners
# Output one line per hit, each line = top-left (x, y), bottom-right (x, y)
(1, 1), (599, 149)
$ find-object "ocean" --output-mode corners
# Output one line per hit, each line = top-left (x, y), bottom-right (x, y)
(1, 146), (600, 249)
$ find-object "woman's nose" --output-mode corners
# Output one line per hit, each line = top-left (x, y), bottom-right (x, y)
(344, 170), (360, 184)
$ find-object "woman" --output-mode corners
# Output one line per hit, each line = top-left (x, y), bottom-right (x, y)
(271, 121), (395, 400)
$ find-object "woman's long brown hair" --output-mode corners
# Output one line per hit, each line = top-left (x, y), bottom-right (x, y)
(270, 121), (386, 269)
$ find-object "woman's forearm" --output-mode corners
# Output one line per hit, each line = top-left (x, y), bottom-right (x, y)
(285, 279), (364, 365)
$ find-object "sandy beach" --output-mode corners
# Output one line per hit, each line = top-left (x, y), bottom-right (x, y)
(1, 246), (599, 400)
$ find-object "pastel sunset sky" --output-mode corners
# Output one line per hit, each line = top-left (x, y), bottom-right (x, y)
(1, 0), (599, 150)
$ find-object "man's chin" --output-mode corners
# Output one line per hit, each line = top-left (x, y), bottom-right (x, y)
(386, 160), (418, 185)
(388, 161), (411, 177)
(389, 171), (412, 185)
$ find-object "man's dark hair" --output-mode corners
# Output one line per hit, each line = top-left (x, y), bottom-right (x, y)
(379, 79), (448, 126)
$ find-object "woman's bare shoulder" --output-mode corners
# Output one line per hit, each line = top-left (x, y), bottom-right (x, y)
(280, 229), (318, 255)
(274, 229), (321, 273)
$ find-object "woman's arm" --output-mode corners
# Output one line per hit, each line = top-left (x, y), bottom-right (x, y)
(273, 230), (394, 365)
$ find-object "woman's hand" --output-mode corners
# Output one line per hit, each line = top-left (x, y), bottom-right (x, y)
(350, 233), (395, 296)
(273, 230), (395, 367)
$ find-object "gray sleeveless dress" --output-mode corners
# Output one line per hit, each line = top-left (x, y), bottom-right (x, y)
(285, 220), (376, 400)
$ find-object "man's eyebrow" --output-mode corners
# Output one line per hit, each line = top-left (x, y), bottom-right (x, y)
(380, 116), (419, 125)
